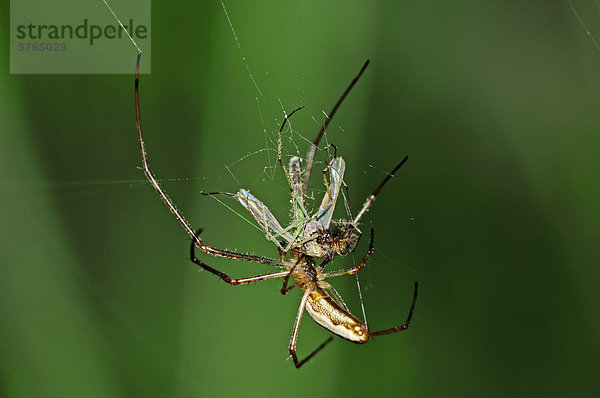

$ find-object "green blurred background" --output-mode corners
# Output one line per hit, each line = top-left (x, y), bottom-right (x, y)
(2, 0), (600, 396)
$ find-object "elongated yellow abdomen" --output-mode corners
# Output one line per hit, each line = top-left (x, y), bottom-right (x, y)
(305, 289), (369, 343)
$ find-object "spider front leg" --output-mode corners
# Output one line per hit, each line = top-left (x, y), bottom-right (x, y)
(190, 229), (289, 285)
(134, 53), (290, 271)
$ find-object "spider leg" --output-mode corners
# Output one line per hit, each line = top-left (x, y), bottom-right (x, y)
(190, 229), (290, 285)
(281, 257), (301, 295)
(316, 256), (332, 271)
(197, 240), (288, 268)
(352, 156), (409, 225)
(367, 281), (418, 338)
(281, 273), (298, 295)
(289, 287), (334, 368)
(303, 60), (370, 195)
(323, 229), (374, 278)
(135, 54), (288, 269)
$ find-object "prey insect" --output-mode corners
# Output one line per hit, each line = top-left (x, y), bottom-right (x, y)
(204, 62), (409, 261)
(134, 52), (417, 368)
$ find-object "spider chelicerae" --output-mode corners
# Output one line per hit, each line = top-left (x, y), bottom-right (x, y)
(133, 52), (418, 368)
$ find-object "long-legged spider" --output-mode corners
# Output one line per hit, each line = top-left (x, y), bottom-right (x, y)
(134, 52), (417, 368)
(203, 62), (409, 260)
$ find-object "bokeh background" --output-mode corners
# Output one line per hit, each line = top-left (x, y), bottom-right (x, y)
(2, 1), (599, 396)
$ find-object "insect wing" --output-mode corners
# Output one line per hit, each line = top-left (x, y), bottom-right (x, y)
(317, 157), (346, 229)
(237, 189), (294, 244)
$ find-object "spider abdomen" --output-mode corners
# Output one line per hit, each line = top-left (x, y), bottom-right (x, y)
(305, 288), (369, 343)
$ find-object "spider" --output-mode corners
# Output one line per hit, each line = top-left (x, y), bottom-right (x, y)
(133, 52), (418, 368)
